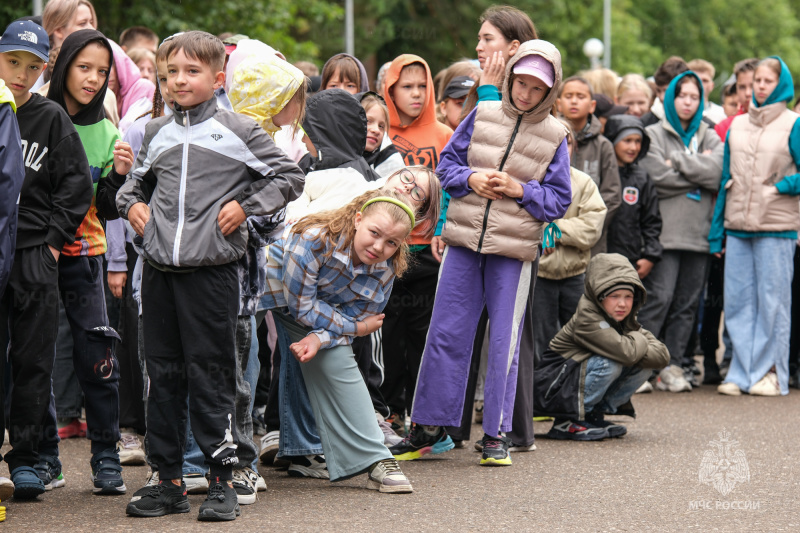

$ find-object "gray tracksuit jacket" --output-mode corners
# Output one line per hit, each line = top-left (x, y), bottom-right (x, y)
(116, 98), (304, 267)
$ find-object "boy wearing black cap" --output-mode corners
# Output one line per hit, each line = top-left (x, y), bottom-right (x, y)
(534, 253), (669, 440)
(0, 20), (93, 498)
(438, 75), (474, 130)
(592, 93), (628, 132)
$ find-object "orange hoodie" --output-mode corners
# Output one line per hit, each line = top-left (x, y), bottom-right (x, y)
(384, 55), (453, 171)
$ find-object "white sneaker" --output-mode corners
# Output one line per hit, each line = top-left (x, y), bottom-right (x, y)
(232, 468), (257, 505)
(287, 455), (329, 479)
(508, 442), (537, 452)
(749, 372), (781, 396)
(117, 430), (146, 466)
(376, 412), (403, 446)
(0, 476), (14, 501)
(657, 366), (692, 392)
(259, 430), (280, 465)
(255, 473), (267, 492)
(717, 382), (742, 396)
(635, 381), (654, 394)
(366, 458), (413, 494)
(183, 472), (209, 494)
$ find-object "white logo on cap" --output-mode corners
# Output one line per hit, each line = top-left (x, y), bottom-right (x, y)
(18, 31), (38, 44)
(462, 80), (475, 88)
(531, 61), (539, 67)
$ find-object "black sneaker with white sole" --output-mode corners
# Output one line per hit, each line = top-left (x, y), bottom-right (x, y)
(126, 480), (190, 517)
(287, 455), (329, 479)
(546, 419), (609, 441)
(90, 448), (126, 495)
(198, 477), (240, 521)
(231, 468), (256, 505)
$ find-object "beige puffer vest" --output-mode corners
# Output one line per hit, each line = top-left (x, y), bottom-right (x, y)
(725, 102), (800, 233)
(442, 40), (568, 262)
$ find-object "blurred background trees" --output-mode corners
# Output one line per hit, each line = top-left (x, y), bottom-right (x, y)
(4, 0), (799, 99)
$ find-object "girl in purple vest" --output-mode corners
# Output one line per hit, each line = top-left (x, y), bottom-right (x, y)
(709, 57), (800, 396)
(389, 40), (572, 466)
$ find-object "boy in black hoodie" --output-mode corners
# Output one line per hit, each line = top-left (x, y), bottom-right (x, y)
(603, 115), (663, 280)
(0, 20), (93, 499)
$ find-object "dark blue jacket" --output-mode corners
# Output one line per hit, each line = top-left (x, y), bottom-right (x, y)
(0, 95), (26, 296)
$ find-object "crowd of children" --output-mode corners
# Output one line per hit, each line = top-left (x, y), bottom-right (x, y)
(1, 0), (800, 523)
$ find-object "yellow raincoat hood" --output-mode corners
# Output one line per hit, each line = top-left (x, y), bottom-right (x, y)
(228, 55), (305, 137)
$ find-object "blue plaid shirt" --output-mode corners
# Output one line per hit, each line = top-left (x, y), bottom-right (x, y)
(261, 227), (396, 348)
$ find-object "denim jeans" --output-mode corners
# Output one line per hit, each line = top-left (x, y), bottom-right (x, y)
(275, 316), (323, 457)
(583, 355), (651, 415)
(723, 236), (794, 394)
(244, 315), (260, 470)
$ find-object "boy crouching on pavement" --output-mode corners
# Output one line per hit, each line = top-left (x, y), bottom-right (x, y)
(534, 253), (668, 440)
(116, 31), (303, 521)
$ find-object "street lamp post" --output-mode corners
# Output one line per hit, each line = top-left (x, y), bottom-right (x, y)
(345, 0), (354, 56)
(603, 0), (611, 68)
(583, 38), (604, 70)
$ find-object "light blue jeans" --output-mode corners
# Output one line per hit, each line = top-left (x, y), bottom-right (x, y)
(723, 236), (794, 394)
(583, 355), (651, 416)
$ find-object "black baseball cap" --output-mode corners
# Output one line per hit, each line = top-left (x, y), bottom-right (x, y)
(0, 20), (49, 62)
(593, 93), (628, 118)
(443, 76), (475, 100)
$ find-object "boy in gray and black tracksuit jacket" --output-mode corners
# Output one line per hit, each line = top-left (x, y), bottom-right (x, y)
(117, 33), (303, 519)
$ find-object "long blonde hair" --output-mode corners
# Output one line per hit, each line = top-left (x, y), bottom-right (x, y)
(291, 189), (417, 277)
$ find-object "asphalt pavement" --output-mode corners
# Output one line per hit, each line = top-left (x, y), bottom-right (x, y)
(2, 384), (798, 532)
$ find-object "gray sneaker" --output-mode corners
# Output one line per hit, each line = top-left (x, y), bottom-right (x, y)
(183, 472), (209, 494)
(376, 412), (403, 446)
(657, 365), (692, 392)
(367, 458), (413, 494)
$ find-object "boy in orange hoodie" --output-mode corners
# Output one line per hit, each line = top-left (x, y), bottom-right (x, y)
(379, 55), (452, 432)
(384, 55), (453, 169)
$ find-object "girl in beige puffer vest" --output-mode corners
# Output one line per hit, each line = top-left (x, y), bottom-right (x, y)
(708, 57), (800, 397)
(397, 41), (572, 466)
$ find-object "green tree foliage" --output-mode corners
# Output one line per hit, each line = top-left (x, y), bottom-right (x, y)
(3, 0), (799, 99)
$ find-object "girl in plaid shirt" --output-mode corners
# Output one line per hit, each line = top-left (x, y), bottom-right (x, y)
(261, 189), (417, 492)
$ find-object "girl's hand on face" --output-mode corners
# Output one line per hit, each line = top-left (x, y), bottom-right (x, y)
(358, 314), (385, 336)
(113, 141), (135, 176)
(480, 51), (505, 87)
(290, 334), (322, 363)
(218, 201), (247, 236)
(487, 171), (524, 199)
(468, 172), (502, 200)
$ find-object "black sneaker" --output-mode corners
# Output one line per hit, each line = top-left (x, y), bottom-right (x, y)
(231, 468), (257, 505)
(546, 419), (609, 441)
(126, 480), (190, 517)
(130, 471), (159, 502)
(480, 434), (512, 466)
(389, 424), (454, 461)
(91, 448), (126, 495)
(34, 454), (65, 490)
(198, 477), (240, 521)
(287, 455), (329, 479)
(586, 412), (627, 438)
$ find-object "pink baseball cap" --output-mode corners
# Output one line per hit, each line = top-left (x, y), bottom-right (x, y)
(512, 55), (555, 88)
